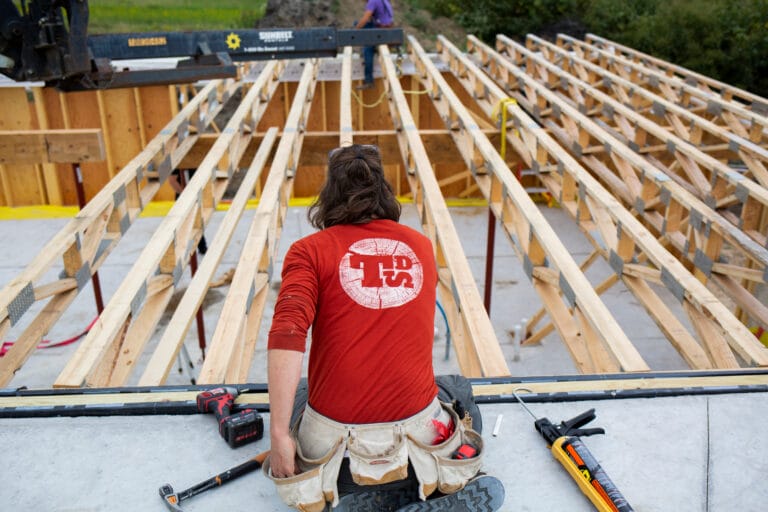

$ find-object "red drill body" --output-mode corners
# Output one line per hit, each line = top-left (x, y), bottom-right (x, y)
(196, 387), (263, 448)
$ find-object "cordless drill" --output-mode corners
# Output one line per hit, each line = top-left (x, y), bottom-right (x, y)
(196, 387), (263, 448)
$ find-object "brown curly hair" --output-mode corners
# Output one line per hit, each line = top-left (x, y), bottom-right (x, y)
(308, 144), (401, 229)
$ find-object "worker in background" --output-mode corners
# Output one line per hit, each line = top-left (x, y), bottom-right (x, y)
(265, 144), (504, 512)
(355, 0), (394, 90)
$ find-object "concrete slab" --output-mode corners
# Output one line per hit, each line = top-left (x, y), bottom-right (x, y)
(1, 204), (765, 511)
(1, 393), (767, 511)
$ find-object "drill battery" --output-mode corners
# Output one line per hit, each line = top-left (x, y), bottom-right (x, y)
(219, 409), (264, 448)
(197, 387), (264, 448)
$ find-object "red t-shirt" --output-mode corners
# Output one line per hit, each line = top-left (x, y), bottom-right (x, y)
(268, 219), (438, 423)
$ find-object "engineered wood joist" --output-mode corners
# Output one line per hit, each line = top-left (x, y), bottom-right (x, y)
(196, 60), (317, 385)
(555, 34), (768, 146)
(475, 36), (768, 337)
(453, 37), (742, 369)
(0, 130), (105, 165)
(551, 34), (768, 190)
(539, 36), (768, 191)
(0, 80), (234, 387)
(379, 43), (510, 377)
(514, 34), (768, 249)
(137, 127), (278, 385)
(418, 36), (647, 374)
(53, 64), (282, 388)
(584, 33), (768, 117)
(455, 36), (768, 369)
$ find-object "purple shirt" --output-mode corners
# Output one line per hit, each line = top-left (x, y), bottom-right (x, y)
(366, 0), (394, 27)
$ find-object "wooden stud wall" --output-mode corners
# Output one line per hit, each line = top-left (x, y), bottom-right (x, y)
(1, 33), (767, 389)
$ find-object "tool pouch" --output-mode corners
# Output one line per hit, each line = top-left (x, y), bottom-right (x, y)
(407, 401), (484, 496)
(347, 425), (409, 486)
(264, 427), (345, 512)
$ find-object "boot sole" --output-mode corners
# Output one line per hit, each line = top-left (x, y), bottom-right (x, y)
(395, 476), (505, 512)
(332, 485), (420, 512)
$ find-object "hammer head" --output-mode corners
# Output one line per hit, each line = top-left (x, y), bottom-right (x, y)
(159, 484), (184, 512)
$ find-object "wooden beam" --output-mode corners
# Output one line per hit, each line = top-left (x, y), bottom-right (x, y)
(138, 128), (279, 385)
(425, 36), (646, 373)
(54, 65), (281, 388)
(456, 36), (768, 369)
(381, 42), (510, 377)
(0, 130), (105, 165)
(197, 60), (318, 385)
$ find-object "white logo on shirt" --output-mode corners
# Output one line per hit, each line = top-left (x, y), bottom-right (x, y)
(339, 238), (424, 309)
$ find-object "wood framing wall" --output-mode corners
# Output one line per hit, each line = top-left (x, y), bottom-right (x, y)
(1, 33), (767, 389)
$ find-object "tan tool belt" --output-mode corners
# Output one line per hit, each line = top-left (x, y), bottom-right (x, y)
(264, 397), (483, 511)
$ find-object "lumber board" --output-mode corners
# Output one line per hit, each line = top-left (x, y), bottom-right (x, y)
(496, 36), (768, 332)
(456, 36), (768, 369)
(0, 130), (105, 165)
(380, 43), (510, 377)
(584, 34), (768, 115)
(54, 64), (281, 388)
(197, 60), (317, 385)
(0, 82), (233, 388)
(138, 128), (278, 385)
(421, 36), (646, 372)
(0, 88), (47, 206)
(339, 46), (354, 147)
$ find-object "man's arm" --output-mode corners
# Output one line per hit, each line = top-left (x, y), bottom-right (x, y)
(355, 10), (374, 28)
(268, 348), (304, 478)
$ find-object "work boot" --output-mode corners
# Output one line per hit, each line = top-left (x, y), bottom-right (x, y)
(394, 475), (505, 512)
(356, 81), (374, 90)
(331, 485), (420, 511)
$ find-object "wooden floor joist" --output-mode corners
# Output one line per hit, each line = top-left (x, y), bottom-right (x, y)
(196, 60), (317, 385)
(584, 33), (768, 116)
(560, 34), (768, 146)
(468, 37), (768, 341)
(441, 36), (768, 370)
(514, 35), (768, 250)
(1, 33), (768, 390)
(54, 65), (282, 388)
(0, 80), (235, 387)
(545, 36), (768, 190)
(414, 36), (647, 374)
(380, 43), (510, 377)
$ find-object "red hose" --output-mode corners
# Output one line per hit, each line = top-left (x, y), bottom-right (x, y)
(0, 316), (98, 357)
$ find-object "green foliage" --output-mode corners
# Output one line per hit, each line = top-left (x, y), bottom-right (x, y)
(414, 0), (768, 97)
(441, 0), (587, 40)
(86, 1), (267, 33)
(583, 0), (768, 96)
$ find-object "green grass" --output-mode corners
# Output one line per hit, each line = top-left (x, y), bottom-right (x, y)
(18, 1), (268, 33)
